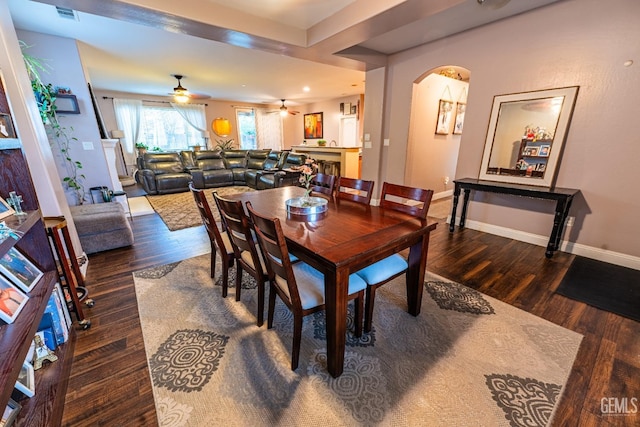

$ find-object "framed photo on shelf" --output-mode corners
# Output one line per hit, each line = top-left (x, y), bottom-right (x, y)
(0, 274), (28, 324)
(14, 361), (35, 398)
(1, 398), (22, 426)
(0, 247), (44, 293)
(538, 145), (550, 157)
(435, 99), (454, 135)
(0, 113), (17, 139)
(0, 196), (15, 220)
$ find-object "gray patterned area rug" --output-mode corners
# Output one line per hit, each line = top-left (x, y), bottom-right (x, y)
(133, 254), (583, 426)
(146, 186), (255, 231)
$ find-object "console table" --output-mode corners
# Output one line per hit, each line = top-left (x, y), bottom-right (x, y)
(449, 178), (580, 258)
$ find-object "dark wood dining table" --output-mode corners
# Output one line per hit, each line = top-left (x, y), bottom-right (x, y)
(229, 186), (438, 377)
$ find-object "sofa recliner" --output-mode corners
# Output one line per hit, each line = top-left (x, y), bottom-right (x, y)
(137, 152), (193, 195)
(257, 152), (307, 190)
(136, 149), (306, 195)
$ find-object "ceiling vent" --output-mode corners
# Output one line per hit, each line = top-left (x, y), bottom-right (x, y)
(55, 6), (78, 21)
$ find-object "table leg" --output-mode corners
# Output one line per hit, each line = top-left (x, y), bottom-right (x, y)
(459, 189), (471, 228)
(406, 233), (430, 316)
(325, 269), (349, 378)
(546, 197), (572, 258)
(449, 184), (461, 232)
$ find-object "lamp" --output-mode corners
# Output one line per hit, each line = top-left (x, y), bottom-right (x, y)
(110, 130), (125, 139)
(211, 117), (231, 137)
(110, 129), (128, 175)
(201, 130), (210, 149)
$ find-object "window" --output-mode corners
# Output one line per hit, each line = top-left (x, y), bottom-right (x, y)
(236, 107), (283, 150)
(138, 106), (202, 151)
(236, 108), (257, 149)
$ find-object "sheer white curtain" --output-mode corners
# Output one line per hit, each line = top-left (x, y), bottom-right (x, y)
(255, 108), (283, 150)
(170, 103), (206, 145)
(113, 98), (142, 167)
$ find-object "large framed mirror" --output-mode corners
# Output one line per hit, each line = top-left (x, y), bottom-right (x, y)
(478, 86), (579, 187)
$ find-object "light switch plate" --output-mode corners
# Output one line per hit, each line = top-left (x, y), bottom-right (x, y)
(383, 138), (390, 146)
(82, 141), (94, 150)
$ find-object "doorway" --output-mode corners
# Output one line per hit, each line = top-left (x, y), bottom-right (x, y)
(339, 116), (358, 147)
(406, 66), (469, 201)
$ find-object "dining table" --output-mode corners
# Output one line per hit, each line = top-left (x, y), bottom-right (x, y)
(228, 186), (438, 377)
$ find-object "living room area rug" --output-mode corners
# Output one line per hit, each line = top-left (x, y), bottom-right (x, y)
(145, 186), (255, 231)
(133, 254), (583, 427)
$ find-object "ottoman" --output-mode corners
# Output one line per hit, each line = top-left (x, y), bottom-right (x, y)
(69, 203), (134, 254)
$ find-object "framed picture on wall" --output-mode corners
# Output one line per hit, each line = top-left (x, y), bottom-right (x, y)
(435, 99), (454, 135)
(453, 102), (466, 135)
(54, 94), (80, 114)
(303, 112), (323, 139)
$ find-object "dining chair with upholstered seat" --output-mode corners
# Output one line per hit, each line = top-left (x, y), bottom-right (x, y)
(213, 191), (269, 326)
(336, 176), (374, 205)
(309, 173), (336, 197)
(356, 182), (434, 332)
(190, 183), (236, 298)
(246, 201), (366, 370)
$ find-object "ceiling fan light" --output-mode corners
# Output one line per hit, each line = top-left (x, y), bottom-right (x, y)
(280, 109), (288, 117)
(173, 92), (189, 103)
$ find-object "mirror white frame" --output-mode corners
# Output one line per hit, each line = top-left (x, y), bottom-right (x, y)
(478, 86), (579, 187)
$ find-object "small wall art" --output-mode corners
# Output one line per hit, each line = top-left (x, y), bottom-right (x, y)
(453, 102), (466, 135)
(303, 112), (323, 139)
(435, 99), (454, 135)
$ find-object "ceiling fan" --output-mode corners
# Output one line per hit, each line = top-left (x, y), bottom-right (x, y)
(279, 99), (300, 116)
(169, 74), (211, 102)
(171, 74), (190, 103)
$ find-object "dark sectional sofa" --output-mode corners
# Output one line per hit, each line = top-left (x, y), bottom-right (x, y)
(136, 149), (306, 195)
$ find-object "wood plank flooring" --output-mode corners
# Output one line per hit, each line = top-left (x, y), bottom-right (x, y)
(61, 211), (639, 426)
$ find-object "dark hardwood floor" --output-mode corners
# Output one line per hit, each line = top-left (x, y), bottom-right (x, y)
(61, 211), (639, 426)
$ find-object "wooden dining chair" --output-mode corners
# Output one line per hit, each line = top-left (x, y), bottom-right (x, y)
(190, 183), (235, 298)
(213, 192), (269, 327)
(246, 201), (366, 370)
(356, 182), (434, 332)
(309, 173), (336, 197)
(336, 176), (374, 205)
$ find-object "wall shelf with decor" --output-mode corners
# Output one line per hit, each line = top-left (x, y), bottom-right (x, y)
(0, 148), (77, 426)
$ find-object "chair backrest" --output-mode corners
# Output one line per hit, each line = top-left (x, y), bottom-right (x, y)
(213, 192), (264, 274)
(379, 182), (434, 219)
(189, 183), (227, 252)
(336, 177), (375, 205)
(246, 202), (303, 309)
(309, 173), (336, 197)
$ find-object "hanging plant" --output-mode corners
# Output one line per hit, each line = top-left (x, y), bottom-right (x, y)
(21, 42), (86, 204)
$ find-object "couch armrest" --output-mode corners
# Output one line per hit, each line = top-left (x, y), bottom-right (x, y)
(189, 169), (205, 188)
(139, 169), (159, 194)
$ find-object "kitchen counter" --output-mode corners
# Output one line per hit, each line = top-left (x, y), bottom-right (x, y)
(291, 145), (361, 178)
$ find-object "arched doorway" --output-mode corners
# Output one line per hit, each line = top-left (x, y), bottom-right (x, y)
(405, 65), (470, 214)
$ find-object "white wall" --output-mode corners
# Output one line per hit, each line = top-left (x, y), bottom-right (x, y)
(364, 0), (640, 266)
(18, 29), (111, 205)
(406, 73), (467, 197)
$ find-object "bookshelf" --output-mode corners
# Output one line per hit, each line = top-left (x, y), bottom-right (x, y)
(0, 147), (76, 426)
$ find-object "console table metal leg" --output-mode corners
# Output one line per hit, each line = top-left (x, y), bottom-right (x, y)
(449, 185), (461, 232)
(459, 189), (471, 228)
(546, 198), (571, 258)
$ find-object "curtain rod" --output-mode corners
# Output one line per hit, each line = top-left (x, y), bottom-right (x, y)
(102, 96), (208, 106)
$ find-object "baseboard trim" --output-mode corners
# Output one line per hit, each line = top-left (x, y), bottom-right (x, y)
(448, 217), (640, 270)
(433, 189), (453, 200)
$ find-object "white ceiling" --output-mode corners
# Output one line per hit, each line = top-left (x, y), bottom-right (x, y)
(8, 0), (560, 107)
